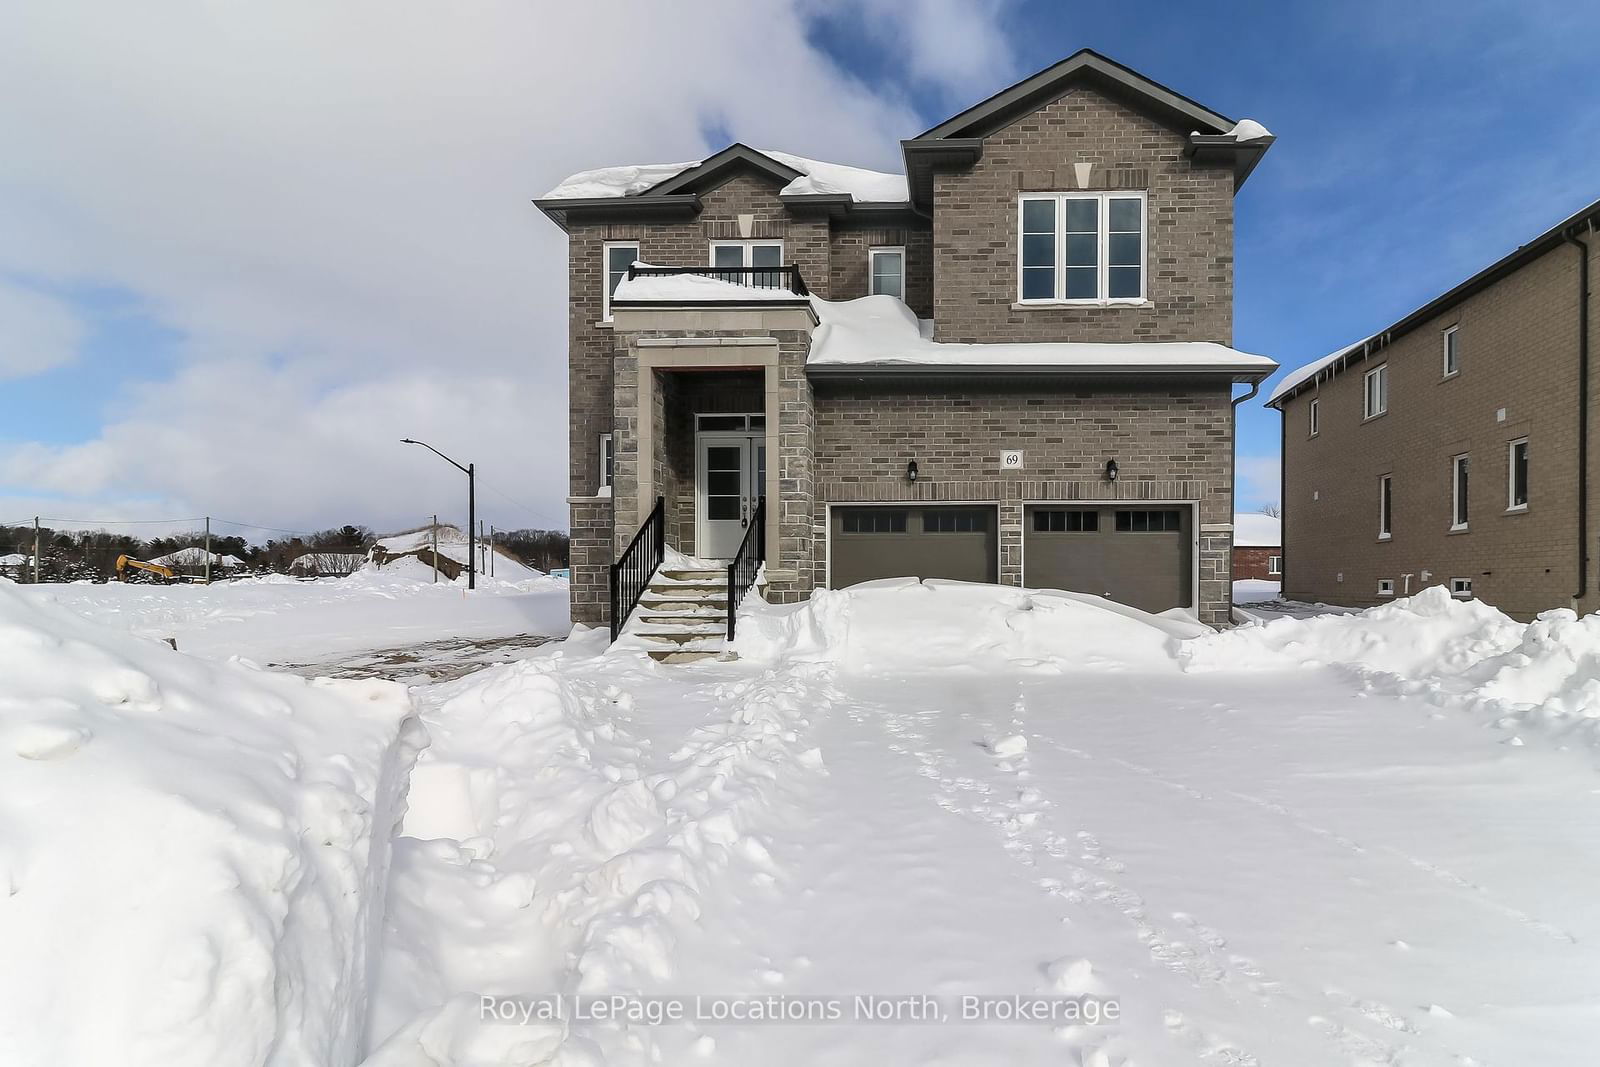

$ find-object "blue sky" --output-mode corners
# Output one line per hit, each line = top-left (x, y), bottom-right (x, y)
(2, 0), (1597, 532)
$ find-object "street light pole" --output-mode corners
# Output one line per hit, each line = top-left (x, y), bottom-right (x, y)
(400, 438), (476, 590)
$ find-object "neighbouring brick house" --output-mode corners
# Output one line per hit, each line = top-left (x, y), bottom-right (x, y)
(537, 50), (1278, 637)
(1231, 513), (1282, 581)
(1269, 197), (1598, 619)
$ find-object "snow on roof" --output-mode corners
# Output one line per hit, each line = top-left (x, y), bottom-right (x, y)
(1225, 118), (1273, 141)
(148, 548), (246, 568)
(807, 295), (1277, 375)
(542, 148), (907, 203)
(0, 553), (31, 566)
(1232, 513), (1281, 547)
(1266, 336), (1371, 405)
(611, 267), (807, 304)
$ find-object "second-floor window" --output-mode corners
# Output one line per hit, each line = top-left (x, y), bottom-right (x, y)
(1017, 192), (1145, 304)
(1378, 473), (1392, 540)
(1508, 437), (1529, 511)
(1451, 453), (1470, 530)
(869, 246), (905, 300)
(1442, 325), (1460, 378)
(1309, 397), (1320, 436)
(1363, 364), (1388, 419)
(711, 240), (782, 287)
(602, 242), (639, 322)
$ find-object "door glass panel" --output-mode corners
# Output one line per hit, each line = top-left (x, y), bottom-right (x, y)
(705, 443), (743, 524)
(754, 444), (767, 499)
(708, 470), (741, 495)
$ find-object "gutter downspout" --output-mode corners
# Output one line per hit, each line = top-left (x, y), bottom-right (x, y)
(1230, 379), (1262, 611)
(1569, 224), (1593, 602)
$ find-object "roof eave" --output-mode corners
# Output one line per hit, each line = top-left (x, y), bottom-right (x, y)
(532, 194), (701, 233)
(899, 137), (984, 214)
(807, 362), (1276, 383)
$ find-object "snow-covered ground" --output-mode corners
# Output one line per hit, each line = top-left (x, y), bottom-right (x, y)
(12, 567), (569, 664)
(8, 577), (1600, 1065)
(1232, 578), (1280, 603)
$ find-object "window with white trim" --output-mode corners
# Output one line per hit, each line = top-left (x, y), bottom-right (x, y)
(1017, 192), (1146, 304)
(1268, 554), (1282, 575)
(1309, 397), (1320, 437)
(1507, 437), (1528, 511)
(1451, 453), (1470, 530)
(1442, 325), (1460, 378)
(710, 240), (782, 268)
(1378, 473), (1392, 540)
(869, 246), (905, 300)
(1377, 578), (1395, 597)
(1450, 577), (1473, 598)
(602, 242), (639, 322)
(1363, 364), (1388, 418)
(597, 433), (614, 493)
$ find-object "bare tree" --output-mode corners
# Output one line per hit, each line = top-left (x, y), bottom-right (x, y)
(1258, 503), (1282, 519)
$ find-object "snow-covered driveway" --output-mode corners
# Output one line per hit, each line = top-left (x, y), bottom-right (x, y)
(364, 584), (1600, 1067)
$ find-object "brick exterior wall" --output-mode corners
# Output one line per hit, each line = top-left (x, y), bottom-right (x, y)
(931, 88), (1234, 345)
(568, 497), (612, 627)
(1278, 236), (1600, 620)
(828, 222), (934, 318)
(812, 379), (1237, 626)
(1232, 546), (1282, 581)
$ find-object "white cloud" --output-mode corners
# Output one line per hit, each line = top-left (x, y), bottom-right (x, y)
(808, 0), (1018, 106)
(1235, 454), (1281, 513)
(0, 280), (84, 380)
(0, 0), (990, 533)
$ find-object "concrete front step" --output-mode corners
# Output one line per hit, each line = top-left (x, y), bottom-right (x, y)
(634, 628), (726, 645)
(638, 612), (727, 626)
(646, 648), (726, 663)
(645, 584), (726, 598)
(658, 567), (728, 582)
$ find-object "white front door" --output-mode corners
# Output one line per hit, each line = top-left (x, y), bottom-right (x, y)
(697, 434), (764, 558)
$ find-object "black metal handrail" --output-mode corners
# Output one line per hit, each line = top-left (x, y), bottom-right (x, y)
(610, 495), (665, 642)
(725, 497), (766, 641)
(625, 264), (809, 296)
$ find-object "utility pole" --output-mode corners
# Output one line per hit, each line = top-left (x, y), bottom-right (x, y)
(489, 525), (496, 578)
(33, 516), (40, 584)
(204, 516), (212, 585)
(430, 514), (438, 584)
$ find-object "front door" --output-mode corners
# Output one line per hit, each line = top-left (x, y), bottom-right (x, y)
(697, 434), (765, 558)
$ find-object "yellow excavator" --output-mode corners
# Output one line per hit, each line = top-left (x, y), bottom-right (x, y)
(115, 554), (178, 583)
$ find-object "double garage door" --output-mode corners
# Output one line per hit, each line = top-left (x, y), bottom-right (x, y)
(829, 504), (1191, 613)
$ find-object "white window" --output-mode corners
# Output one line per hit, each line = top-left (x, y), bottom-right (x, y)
(1268, 554), (1282, 575)
(1507, 437), (1528, 511)
(598, 433), (614, 493)
(1443, 325), (1460, 378)
(1378, 473), (1393, 540)
(869, 246), (905, 300)
(710, 240), (783, 275)
(1377, 578), (1395, 597)
(1450, 577), (1473, 598)
(1017, 192), (1146, 304)
(1451, 453), (1470, 530)
(1309, 397), (1320, 437)
(1363, 364), (1388, 419)
(602, 242), (639, 322)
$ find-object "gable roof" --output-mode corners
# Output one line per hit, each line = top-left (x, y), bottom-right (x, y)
(644, 143), (803, 197)
(900, 48), (1273, 208)
(918, 48), (1235, 141)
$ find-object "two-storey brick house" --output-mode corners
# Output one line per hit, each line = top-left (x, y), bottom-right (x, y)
(536, 50), (1277, 642)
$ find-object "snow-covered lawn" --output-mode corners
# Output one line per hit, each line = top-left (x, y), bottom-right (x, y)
(1232, 577), (1280, 603)
(7, 577), (1600, 1065)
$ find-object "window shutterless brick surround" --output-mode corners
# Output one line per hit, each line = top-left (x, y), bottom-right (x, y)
(557, 79), (1250, 629)
(1278, 232), (1599, 620)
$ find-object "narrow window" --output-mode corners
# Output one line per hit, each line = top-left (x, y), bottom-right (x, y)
(1507, 438), (1529, 510)
(1309, 397), (1320, 437)
(1378, 474), (1392, 540)
(1451, 453), (1470, 530)
(1443, 325), (1460, 378)
(869, 246), (905, 300)
(1016, 192), (1145, 304)
(597, 433), (614, 493)
(602, 242), (639, 321)
(1363, 364), (1388, 418)
(1019, 197), (1057, 301)
(1377, 578), (1395, 597)
(1268, 555), (1282, 575)
(1450, 577), (1473, 598)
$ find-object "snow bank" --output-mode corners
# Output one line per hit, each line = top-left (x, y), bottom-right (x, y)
(0, 582), (425, 1067)
(1182, 586), (1523, 678)
(612, 268), (807, 304)
(734, 579), (1202, 672)
(807, 293), (1277, 373)
(362, 636), (823, 1063)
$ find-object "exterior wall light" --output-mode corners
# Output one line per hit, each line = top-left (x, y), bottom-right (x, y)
(907, 460), (919, 483)
(1105, 459), (1119, 482)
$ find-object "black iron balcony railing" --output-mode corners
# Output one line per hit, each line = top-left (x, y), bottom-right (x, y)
(625, 264), (809, 296)
(725, 496), (766, 642)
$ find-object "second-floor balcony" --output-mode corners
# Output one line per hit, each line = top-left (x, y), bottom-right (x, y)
(620, 263), (811, 301)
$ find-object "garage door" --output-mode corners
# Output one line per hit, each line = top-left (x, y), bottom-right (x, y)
(1023, 505), (1192, 612)
(830, 506), (997, 588)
